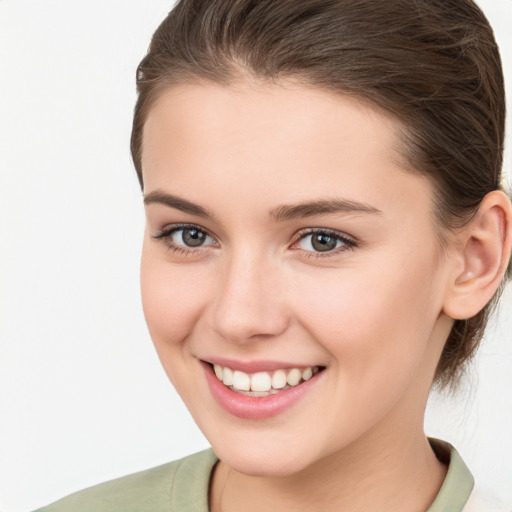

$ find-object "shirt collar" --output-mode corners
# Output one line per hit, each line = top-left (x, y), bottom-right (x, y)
(427, 437), (475, 512)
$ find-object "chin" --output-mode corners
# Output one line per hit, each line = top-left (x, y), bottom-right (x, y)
(219, 450), (310, 478)
(207, 431), (325, 477)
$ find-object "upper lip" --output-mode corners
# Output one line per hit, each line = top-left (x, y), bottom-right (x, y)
(201, 357), (321, 373)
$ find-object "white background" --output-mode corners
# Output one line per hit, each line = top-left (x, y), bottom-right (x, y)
(0, 1), (511, 511)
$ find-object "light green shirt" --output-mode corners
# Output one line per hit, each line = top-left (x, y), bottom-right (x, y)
(35, 439), (474, 512)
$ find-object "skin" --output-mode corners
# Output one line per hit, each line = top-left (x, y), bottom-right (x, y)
(139, 80), (504, 511)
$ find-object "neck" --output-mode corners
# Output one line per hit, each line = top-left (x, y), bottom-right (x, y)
(210, 425), (446, 512)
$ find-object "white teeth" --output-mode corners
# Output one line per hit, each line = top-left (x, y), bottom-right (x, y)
(232, 370), (250, 391)
(213, 364), (223, 380)
(212, 363), (321, 394)
(251, 372), (272, 392)
(222, 367), (234, 386)
(271, 369), (287, 389)
(302, 367), (313, 381)
(287, 368), (302, 386)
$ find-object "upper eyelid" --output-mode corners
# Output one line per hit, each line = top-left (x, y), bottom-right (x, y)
(154, 223), (215, 239)
(154, 225), (353, 238)
(292, 227), (356, 243)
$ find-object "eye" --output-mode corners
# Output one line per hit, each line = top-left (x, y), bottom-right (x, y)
(293, 229), (356, 255)
(174, 227), (212, 247)
(153, 224), (217, 252)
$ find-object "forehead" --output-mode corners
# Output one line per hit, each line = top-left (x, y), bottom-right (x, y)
(141, 80), (432, 220)
(142, 80), (404, 164)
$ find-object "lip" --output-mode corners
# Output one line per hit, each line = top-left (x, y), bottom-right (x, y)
(201, 360), (325, 420)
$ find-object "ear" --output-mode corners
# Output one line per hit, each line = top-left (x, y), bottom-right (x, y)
(443, 190), (512, 320)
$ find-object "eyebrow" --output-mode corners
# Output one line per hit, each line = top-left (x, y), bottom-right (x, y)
(270, 199), (382, 222)
(143, 190), (381, 221)
(144, 190), (214, 219)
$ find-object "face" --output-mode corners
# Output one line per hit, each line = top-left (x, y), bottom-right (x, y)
(140, 80), (454, 477)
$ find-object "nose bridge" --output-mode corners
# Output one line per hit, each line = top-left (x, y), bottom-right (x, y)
(210, 245), (288, 343)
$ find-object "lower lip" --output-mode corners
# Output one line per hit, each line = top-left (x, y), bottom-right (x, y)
(201, 362), (324, 420)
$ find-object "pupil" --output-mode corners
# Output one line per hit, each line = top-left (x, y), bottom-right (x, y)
(312, 234), (337, 252)
(182, 228), (206, 247)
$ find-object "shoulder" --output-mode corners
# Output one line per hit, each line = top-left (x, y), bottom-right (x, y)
(34, 449), (218, 512)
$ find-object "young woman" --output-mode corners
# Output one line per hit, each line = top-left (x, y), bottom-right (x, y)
(35, 0), (511, 510)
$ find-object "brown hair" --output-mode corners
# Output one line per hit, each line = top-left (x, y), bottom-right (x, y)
(131, 0), (509, 389)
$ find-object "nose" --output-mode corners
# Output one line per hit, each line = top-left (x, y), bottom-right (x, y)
(209, 249), (290, 344)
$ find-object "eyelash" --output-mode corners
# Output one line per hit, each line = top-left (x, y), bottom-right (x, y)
(152, 224), (358, 258)
(291, 228), (357, 258)
(153, 224), (216, 256)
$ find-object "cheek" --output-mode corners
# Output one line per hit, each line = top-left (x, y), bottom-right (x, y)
(287, 258), (443, 445)
(290, 254), (440, 381)
(140, 243), (210, 349)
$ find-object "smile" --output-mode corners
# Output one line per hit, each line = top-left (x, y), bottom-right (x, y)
(202, 361), (326, 419)
(212, 363), (322, 397)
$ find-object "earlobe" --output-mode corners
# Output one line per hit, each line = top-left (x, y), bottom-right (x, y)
(443, 190), (512, 321)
